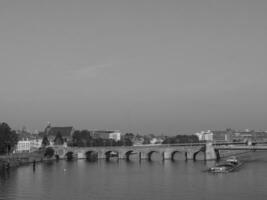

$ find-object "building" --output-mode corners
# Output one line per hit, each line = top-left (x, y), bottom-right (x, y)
(14, 129), (43, 153)
(232, 130), (267, 142)
(150, 137), (164, 144)
(14, 138), (42, 153)
(44, 124), (75, 143)
(133, 138), (144, 146)
(30, 138), (43, 150)
(212, 130), (231, 142)
(254, 131), (267, 142)
(93, 130), (121, 141)
(195, 128), (267, 143)
(212, 129), (267, 143)
(195, 130), (213, 141)
(15, 140), (31, 153)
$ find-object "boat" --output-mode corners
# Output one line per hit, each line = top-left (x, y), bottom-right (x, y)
(226, 156), (239, 164)
(207, 156), (243, 173)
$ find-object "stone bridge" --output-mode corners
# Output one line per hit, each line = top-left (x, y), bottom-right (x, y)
(52, 143), (218, 161)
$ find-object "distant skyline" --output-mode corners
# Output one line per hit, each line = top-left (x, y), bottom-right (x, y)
(1, 0), (267, 135)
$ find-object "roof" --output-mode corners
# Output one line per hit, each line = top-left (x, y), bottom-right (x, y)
(17, 131), (40, 140)
(47, 127), (74, 137)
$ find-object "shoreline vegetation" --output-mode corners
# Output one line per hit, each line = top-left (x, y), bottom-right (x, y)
(0, 151), (53, 169)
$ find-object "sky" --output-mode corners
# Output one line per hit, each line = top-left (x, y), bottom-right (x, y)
(0, 0), (267, 135)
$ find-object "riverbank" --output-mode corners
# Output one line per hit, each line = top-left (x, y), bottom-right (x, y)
(219, 150), (252, 158)
(0, 152), (46, 169)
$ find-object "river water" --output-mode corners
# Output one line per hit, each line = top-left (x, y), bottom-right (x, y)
(1, 152), (267, 200)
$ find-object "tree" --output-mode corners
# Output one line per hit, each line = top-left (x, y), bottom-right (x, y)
(162, 135), (199, 144)
(115, 140), (123, 146)
(0, 122), (18, 154)
(92, 138), (104, 147)
(54, 132), (64, 145)
(72, 130), (93, 147)
(143, 135), (151, 144)
(42, 135), (50, 147)
(124, 133), (135, 140)
(123, 133), (134, 146)
(44, 147), (54, 158)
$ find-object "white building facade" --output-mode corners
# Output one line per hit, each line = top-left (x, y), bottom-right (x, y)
(15, 140), (31, 152)
(195, 130), (213, 141)
(14, 139), (42, 153)
(93, 130), (122, 142)
(109, 131), (121, 141)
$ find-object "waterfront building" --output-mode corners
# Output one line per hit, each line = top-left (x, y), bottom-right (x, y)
(15, 140), (31, 153)
(44, 124), (75, 143)
(211, 129), (267, 143)
(232, 130), (267, 142)
(133, 137), (144, 146)
(205, 129), (252, 143)
(212, 129), (232, 142)
(14, 129), (43, 153)
(14, 138), (42, 153)
(150, 137), (164, 144)
(93, 130), (121, 141)
(254, 131), (267, 142)
(195, 130), (213, 141)
(30, 138), (43, 150)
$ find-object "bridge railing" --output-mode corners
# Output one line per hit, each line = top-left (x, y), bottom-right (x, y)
(213, 141), (267, 146)
(132, 141), (267, 148)
(113, 142), (207, 148)
(60, 141), (267, 150)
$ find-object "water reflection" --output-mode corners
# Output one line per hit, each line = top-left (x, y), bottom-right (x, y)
(1, 152), (267, 200)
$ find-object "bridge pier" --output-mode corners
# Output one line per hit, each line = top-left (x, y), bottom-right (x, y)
(162, 151), (172, 160)
(118, 152), (125, 159)
(77, 152), (86, 159)
(140, 152), (149, 160)
(205, 143), (217, 160)
(98, 151), (106, 159)
(185, 151), (194, 160)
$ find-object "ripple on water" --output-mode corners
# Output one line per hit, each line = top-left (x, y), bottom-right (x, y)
(1, 152), (267, 200)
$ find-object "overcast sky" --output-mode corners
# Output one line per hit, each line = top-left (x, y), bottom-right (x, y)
(1, 0), (267, 134)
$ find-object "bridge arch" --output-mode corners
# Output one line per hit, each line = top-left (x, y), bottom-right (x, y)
(85, 150), (98, 161)
(147, 150), (162, 161)
(171, 151), (186, 161)
(65, 151), (75, 161)
(54, 148), (65, 158)
(193, 150), (205, 161)
(125, 150), (134, 160)
(124, 150), (140, 161)
(105, 150), (119, 161)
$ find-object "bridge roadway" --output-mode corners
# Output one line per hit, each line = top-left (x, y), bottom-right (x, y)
(52, 142), (267, 161)
(215, 145), (267, 150)
(54, 143), (207, 161)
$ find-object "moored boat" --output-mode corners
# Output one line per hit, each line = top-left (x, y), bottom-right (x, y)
(226, 156), (239, 164)
(207, 156), (242, 173)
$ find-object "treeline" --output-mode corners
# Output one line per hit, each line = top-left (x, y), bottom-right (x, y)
(70, 131), (199, 147)
(0, 122), (18, 154)
(70, 130), (133, 147)
(162, 135), (199, 144)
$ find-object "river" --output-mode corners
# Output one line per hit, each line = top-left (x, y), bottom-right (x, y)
(1, 151), (267, 200)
